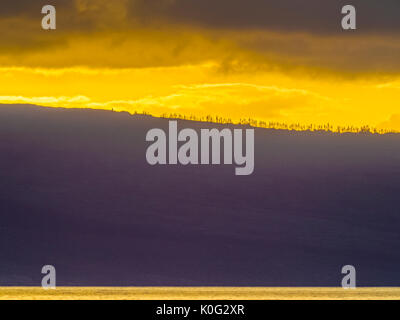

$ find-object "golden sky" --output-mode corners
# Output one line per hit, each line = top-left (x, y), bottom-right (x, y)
(1, 0), (400, 130)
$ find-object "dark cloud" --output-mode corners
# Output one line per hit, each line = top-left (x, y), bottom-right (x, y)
(1, 1), (399, 34)
(130, 0), (400, 34)
(0, 0), (399, 73)
(0, 0), (72, 17)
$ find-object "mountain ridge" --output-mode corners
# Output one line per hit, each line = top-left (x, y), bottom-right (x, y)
(0, 104), (399, 286)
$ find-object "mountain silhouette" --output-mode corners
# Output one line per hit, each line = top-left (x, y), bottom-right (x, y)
(0, 104), (400, 286)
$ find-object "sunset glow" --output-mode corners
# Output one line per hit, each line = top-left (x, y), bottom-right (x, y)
(1, 1), (400, 130)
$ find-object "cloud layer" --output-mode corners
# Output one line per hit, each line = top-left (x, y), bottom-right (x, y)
(1, 0), (400, 130)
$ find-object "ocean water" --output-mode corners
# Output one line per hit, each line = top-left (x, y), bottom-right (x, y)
(0, 287), (399, 300)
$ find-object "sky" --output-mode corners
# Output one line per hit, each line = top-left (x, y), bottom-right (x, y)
(1, 0), (400, 130)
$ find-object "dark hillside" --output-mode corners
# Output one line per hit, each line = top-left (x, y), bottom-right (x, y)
(1, 104), (400, 286)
